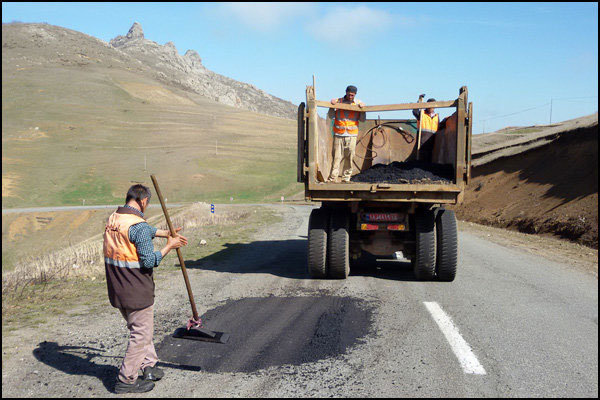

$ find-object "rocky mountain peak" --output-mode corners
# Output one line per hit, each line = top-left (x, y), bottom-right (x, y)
(184, 50), (202, 66)
(108, 21), (296, 119)
(127, 22), (144, 40)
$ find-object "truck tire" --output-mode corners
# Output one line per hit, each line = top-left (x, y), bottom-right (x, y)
(436, 208), (458, 281)
(308, 208), (329, 278)
(328, 211), (350, 279)
(413, 209), (436, 280)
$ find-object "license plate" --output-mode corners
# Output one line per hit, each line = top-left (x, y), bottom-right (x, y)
(363, 213), (401, 222)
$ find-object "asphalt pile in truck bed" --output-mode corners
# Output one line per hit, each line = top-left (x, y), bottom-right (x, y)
(351, 161), (454, 184)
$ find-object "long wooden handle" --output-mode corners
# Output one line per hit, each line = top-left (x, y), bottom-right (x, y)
(150, 175), (199, 320)
(416, 109), (423, 160)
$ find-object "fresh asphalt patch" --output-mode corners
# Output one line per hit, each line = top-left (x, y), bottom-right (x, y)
(156, 296), (374, 373)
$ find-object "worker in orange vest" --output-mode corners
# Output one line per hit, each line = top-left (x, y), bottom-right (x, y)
(327, 85), (366, 182)
(104, 184), (187, 393)
(413, 94), (447, 162)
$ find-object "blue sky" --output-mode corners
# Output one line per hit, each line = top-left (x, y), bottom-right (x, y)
(3, 2), (598, 133)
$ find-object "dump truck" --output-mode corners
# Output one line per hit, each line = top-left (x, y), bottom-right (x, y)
(298, 83), (473, 280)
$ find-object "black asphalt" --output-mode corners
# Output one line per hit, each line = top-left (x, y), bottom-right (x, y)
(351, 161), (454, 184)
(156, 296), (374, 373)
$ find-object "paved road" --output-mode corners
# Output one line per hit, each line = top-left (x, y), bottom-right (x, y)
(2, 205), (597, 397)
(1, 202), (297, 214)
(1, 204), (186, 214)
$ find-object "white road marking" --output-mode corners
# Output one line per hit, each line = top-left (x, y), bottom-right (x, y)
(424, 301), (487, 375)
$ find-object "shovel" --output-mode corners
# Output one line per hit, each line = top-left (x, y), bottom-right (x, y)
(150, 174), (229, 344)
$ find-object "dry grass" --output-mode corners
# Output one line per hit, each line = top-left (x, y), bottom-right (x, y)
(2, 56), (299, 208)
(1, 202), (242, 304)
(168, 202), (247, 230)
(2, 240), (103, 301)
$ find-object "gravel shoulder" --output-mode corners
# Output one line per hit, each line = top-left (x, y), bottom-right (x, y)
(457, 220), (598, 278)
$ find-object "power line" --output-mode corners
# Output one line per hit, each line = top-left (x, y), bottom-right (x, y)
(479, 95), (597, 123)
(481, 103), (550, 122)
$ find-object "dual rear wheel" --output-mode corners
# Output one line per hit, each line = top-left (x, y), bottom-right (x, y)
(412, 207), (458, 281)
(307, 209), (350, 279)
(308, 207), (457, 281)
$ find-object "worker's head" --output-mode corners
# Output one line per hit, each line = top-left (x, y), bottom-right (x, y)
(426, 98), (436, 114)
(126, 184), (152, 213)
(345, 85), (357, 102)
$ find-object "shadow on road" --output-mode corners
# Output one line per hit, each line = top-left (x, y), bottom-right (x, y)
(185, 238), (421, 282)
(32, 341), (202, 393)
(185, 239), (308, 279)
(351, 259), (421, 281)
(32, 341), (118, 393)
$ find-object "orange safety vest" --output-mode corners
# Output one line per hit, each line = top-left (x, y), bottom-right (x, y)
(103, 208), (155, 310)
(333, 100), (361, 136)
(103, 212), (145, 268)
(417, 113), (439, 134)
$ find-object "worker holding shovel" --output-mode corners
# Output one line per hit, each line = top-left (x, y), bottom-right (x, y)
(413, 94), (448, 162)
(103, 184), (187, 393)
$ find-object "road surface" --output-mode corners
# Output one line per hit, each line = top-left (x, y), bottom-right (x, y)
(2, 205), (597, 397)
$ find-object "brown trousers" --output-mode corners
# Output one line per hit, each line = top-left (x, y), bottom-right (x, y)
(328, 136), (357, 182)
(118, 305), (159, 384)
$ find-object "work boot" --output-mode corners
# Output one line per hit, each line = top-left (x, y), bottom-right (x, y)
(114, 378), (155, 394)
(142, 365), (165, 381)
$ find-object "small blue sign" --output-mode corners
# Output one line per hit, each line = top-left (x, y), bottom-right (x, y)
(211, 204), (214, 214)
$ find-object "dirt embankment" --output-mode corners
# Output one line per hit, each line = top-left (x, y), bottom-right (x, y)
(453, 123), (598, 249)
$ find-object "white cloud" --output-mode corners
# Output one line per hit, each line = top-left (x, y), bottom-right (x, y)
(219, 2), (316, 33)
(305, 6), (395, 44)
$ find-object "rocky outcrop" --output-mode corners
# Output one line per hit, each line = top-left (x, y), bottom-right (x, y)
(109, 22), (296, 119)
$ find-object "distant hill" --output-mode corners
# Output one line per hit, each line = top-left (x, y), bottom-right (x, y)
(2, 22), (300, 208)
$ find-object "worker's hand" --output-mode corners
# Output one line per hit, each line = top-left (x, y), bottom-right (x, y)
(330, 98), (338, 105)
(358, 101), (365, 108)
(167, 233), (188, 249)
(158, 226), (183, 238)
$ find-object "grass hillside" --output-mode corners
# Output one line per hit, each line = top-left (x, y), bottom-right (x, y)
(2, 23), (300, 208)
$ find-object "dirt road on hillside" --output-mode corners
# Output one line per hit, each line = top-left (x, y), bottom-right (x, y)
(2, 205), (597, 397)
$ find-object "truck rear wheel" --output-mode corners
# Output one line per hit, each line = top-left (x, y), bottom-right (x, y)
(328, 211), (350, 279)
(308, 208), (329, 278)
(413, 209), (436, 280)
(436, 208), (457, 281)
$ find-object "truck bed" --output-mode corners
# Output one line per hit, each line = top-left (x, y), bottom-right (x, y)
(299, 86), (472, 205)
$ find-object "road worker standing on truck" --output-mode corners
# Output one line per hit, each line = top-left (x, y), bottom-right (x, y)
(327, 85), (366, 183)
(413, 94), (446, 162)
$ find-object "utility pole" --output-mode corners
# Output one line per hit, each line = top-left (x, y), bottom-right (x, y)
(549, 98), (553, 124)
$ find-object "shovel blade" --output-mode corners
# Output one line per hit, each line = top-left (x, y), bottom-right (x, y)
(173, 327), (230, 344)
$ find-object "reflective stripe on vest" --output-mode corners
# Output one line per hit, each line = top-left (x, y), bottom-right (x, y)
(418, 113), (439, 134)
(333, 106), (360, 135)
(104, 257), (141, 269)
(103, 212), (145, 267)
